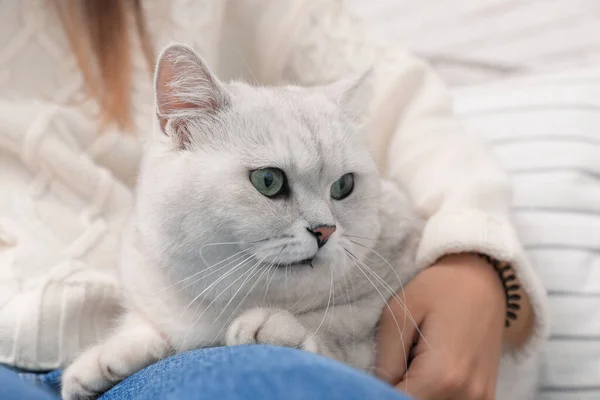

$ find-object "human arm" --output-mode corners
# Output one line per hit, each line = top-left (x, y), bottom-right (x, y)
(0, 100), (131, 369)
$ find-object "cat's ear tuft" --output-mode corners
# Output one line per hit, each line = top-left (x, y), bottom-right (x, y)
(154, 43), (230, 145)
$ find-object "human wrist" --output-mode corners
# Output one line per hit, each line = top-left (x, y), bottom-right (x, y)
(434, 253), (507, 311)
(435, 252), (534, 349)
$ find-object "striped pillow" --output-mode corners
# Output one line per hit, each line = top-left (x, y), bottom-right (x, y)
(452, 70), (600, 400)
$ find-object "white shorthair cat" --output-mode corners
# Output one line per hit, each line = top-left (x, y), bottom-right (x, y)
(62, 43), (523, 400)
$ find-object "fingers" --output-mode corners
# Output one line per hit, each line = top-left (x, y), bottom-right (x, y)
(397, 358), (498, 400)
(394, 343), (445, 400)
(398, 368), (494, 400)
(394, 324), (498, 400)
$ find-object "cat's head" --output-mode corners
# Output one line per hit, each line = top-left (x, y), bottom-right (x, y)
(136, 43), (381, 293)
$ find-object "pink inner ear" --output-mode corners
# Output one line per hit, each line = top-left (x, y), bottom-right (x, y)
(157, 95), (221, 133)
(158, 95), (202, 119)
(155, 45), (228, 133)
(155, 61), (190, 117)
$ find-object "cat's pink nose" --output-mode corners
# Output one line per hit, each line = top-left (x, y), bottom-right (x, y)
(307, 225), (336, 248)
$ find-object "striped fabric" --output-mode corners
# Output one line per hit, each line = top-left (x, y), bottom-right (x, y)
(348, 0), (600, 87)
(452, 70), (600, 400)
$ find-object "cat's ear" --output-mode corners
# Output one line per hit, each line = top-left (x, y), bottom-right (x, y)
(154, 43), (230, 147)
(325, 68), (373, 123)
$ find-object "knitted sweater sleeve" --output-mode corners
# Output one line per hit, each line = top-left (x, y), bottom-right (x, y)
(0, 101), (131, 369)
(231, 0), (549, 359)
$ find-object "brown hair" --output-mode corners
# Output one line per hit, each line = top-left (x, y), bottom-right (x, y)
(53, 0), (155, 131)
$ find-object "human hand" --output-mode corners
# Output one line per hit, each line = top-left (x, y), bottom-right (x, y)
(375, 253), (506, 400)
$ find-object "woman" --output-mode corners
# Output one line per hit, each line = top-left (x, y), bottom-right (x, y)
(0, 1), (547, 399)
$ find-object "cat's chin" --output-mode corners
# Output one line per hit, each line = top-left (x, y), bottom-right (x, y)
(271, 257), (314, 268)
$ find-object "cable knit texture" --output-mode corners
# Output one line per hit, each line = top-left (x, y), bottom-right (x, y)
(0, 0), (548, 370)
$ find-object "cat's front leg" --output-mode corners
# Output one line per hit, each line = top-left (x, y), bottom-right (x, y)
(225, 308), (330, 356)
(61, 313), (172, 400)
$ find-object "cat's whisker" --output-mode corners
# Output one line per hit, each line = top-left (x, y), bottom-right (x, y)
(287, 276), (314, 314)
(348, 267), (359, 354)
(213, 269), (267, 342)
(328, 261), (338, 331)
(237, 262), (276, 314)
(198, 238), (268, 250)
(346, 248), (425, 343)
(198, 244), (254, 275)
(208, 257), (275, 345)
(213, 251), (283, 341)
(178, 251), (260, 316)
(262, 246), (286, 304)
(347, 239), (404, 287)
(185, 258), (264, 346)
(300, 261), (334, 348)
(347, 239), (408, 303)
(338, 260), (357, 353)
(209, 260), (266, 331)
(158, 250), (257, 305)
(198, 240), (251, 248)
(346, 240), (432, 354)
(346, 249), (434, 392)
(196, 237), (273, 267)
(197, 241), (252, 262)
(355, 258), (413, 332)
(347, 238), (414, 360)
(344, 249), (410, 381)
(212, 248), (283, 332)
(342, 234), (379, 241)
(178, 251), (253, 290)
(159, 248), (252, 296)
(196, 239), (267, 285)
(262, 263), (279, 305)
(187, 248), (276, 339)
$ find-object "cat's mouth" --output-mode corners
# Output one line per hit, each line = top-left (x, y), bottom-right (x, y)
(272, 257), (314, 268)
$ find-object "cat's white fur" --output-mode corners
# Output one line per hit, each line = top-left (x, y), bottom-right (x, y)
(61, 44), (533, 400)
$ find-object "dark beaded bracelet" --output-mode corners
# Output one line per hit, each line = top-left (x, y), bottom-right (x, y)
(477, 254), (521, 328)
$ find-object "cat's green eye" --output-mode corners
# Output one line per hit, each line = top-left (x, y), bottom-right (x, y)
(331, 173), (354, 200)
(250, 168), (286, 197)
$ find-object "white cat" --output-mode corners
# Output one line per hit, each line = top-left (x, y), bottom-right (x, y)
(61, 43), (535, 400)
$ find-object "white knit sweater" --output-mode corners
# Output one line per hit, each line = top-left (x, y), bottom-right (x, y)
(0, 0), (548, 370)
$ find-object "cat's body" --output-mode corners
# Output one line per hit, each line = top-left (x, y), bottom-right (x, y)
(61, 43), (537, 400)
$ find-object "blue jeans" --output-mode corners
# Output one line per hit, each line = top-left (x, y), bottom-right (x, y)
(1, 345), (410, 400)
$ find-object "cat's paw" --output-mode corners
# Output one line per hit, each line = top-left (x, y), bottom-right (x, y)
(61, 326), (167, 400)
(61, 345), (121, 400)
(226, 308), (322, 354)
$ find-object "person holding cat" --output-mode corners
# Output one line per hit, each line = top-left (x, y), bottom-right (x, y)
(0, 1), (547, 400)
